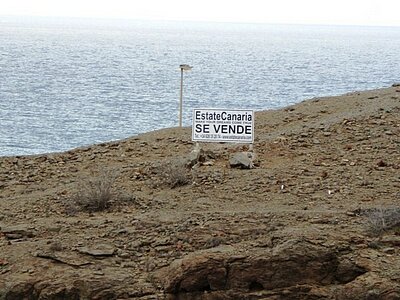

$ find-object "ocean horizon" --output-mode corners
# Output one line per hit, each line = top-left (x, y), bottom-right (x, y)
(1, 16), (399, 156)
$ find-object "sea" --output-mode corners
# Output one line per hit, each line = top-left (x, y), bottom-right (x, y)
(1, 16), (399, 156)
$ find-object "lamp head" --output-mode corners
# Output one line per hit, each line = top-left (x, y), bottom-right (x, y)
(179, 64), (193, 71)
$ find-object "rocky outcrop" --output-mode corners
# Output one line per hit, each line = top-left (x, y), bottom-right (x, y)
(2, 279), (122, 300)
(1, 279), (160, 300)
(155, 239), (367, 299)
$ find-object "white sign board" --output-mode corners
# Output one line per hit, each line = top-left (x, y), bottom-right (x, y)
(192, 108), (254, 143)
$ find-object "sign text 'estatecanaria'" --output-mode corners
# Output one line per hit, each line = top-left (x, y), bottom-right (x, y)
(192, 108), (254, 143)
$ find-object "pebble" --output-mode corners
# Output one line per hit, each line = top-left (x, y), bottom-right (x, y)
(93, 271), (104, 276)
(382, 247), (395, 254)
(118, 251), (131, 259)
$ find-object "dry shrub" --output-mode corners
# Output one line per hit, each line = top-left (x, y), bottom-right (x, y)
(70, 169), (119, 213)
(364, 206), (400, 236)
(152, 159), (191, 189)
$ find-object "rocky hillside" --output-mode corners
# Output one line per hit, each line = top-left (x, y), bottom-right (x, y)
(1, 85), (399, 299)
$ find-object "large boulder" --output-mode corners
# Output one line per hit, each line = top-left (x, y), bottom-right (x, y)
(154, 239), (367, 299)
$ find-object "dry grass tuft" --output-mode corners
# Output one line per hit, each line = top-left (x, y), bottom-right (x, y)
(70, 169), (119, 213)
(151, 159), (191, 189)
(364, 206), (400, 236)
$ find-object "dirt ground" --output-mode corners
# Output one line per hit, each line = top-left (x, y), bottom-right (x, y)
(1, 85), (399, 299)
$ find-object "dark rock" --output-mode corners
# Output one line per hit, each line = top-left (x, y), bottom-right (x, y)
(229, 152), (254, 169)
(1, 224), (36, 239)
(377, 160), (388, 167)
(335, 258), (367, 284)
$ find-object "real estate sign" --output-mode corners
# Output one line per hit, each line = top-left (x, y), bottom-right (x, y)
(192, 109), (254, 143)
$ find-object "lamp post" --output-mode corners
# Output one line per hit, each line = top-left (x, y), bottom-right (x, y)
(179, 64), (192, 127)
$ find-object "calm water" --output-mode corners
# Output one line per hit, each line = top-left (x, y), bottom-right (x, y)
(1, 17), (399, 156)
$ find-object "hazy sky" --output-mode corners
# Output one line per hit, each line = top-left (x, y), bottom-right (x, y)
(1, 0), (400, 26)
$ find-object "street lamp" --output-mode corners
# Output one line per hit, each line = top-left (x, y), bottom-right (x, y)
(179, 64), (192, 127)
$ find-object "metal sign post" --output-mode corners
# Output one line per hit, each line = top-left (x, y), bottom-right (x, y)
(179, 64), (192, 127)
